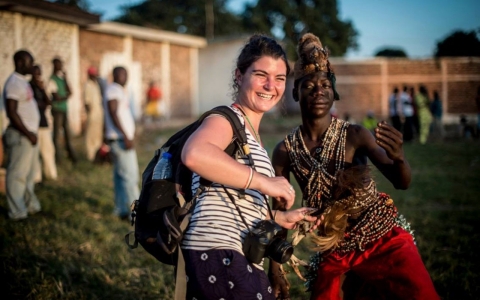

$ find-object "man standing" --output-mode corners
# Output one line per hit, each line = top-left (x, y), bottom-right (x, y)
(48, 57), (77, 164)
(400, 85), (414, 142)
(388, 87), (402, 132)
(3, 50), (42, 220)
(104, 66), (139, 219)
(31, 65), (57, 182)
(84, 66), (104, 161)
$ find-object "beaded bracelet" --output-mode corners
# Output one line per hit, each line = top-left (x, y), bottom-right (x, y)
(244, 167), (254, 189)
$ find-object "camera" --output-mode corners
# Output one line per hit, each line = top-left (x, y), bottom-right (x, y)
(243, 219), (294, 264)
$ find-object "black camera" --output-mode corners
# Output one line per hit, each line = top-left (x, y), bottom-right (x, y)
(243, 219), (294, 264)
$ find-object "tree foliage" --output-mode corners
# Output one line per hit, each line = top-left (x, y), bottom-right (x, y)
(114, 0), (358, 58)
(375, 48), (408, 58)
(241, 0), (358, 58)
(52, 0), (92, 11)
(434, 29), (480, 57)
(114, 0), (245, 39)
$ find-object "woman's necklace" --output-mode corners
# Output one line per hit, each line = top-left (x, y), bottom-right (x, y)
(232, 103), (262, 144)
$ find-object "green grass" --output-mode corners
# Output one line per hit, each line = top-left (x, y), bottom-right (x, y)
(1, 117), (479, 299)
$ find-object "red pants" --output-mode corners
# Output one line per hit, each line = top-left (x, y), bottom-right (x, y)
(310, 227), (439, 300)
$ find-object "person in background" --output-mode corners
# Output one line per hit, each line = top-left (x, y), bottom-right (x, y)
(361, 110), (378, 134)
(30, 65), (57, 182)
(84, 66), (104, 161)
(388, 87), (402, 132)
(180, 34), (320, 300)
(410, 86), (420, 138)
(143, 81), (163, 124)
(270, 33), (439, 300)
(476, 86), (480, 135)
(400, 85), (414, 142)
(3, 50), (42, 220)
(48, 57), (77, 164)
(430, 90), (444, 140)
(415, 85), (433, 145)
(104, 66), (139, 220)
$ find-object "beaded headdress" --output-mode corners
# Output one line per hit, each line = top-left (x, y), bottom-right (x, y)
(293, 33), (340, 100)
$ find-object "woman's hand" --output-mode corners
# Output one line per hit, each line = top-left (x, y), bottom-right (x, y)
(274, 207), (319, 230)
(255, 175), (296, 209)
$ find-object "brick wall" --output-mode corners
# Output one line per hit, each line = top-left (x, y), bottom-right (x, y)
(323, 58), (480, 124)
(79, 30), (124, 85)
(0, 11), (81, 133)
(132, 38), (162, 104)
(170, 44), (191, 118)
(0, 12), (17, 90)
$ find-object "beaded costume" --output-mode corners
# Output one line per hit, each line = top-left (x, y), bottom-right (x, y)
(285, 118), (398, 254)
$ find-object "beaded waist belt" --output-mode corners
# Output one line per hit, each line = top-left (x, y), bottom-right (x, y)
(334, 192), (398, 254)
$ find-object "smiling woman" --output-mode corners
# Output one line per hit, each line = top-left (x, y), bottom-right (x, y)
(178, 34), (321, 300)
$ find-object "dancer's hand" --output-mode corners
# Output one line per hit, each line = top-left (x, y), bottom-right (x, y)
(375, 121), (405, 162)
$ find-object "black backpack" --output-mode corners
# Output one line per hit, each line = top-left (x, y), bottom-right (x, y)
(125, 105), (253, 266)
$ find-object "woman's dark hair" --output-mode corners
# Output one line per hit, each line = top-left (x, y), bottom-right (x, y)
(231, 34), (290, 99)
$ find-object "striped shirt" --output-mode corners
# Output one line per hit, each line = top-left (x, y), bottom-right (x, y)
(181, 106), (274, 267)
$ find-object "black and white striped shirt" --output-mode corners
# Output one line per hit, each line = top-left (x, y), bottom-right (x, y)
(181, 106), (274, 265)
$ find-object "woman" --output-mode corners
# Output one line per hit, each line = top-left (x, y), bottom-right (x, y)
(180, 34), (320, 300)
(415, 85), (433, 144)
(270, 33), (439, 299)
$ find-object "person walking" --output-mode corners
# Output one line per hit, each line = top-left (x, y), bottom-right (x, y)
(104, 66), (139, 220)
(30, 65), (57, 182)
(3, 50), (42, 220)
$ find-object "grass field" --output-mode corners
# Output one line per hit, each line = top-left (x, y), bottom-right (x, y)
(1, 116), (479, 299)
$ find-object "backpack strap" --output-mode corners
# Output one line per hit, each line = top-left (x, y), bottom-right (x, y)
(199, 106), (253, 162)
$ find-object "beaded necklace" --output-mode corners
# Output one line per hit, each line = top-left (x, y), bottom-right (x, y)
(232, 103), (261, 145)
(285, 118), (398, 254)
(285, 118), (348, 209)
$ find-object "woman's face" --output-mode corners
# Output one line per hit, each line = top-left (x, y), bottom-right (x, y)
(297, 72), (334, 118)
(235, 56), (287, 113)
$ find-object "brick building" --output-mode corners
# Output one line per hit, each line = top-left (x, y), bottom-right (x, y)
(0, 0), (207, 135)
(329, 57), (480, 125)
(199, 38), (480, 126)
(1, 0), (479, 136)
(0, 0), (99, 134)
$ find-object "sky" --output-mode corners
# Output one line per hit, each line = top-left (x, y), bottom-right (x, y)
(88, 0), (480, 59)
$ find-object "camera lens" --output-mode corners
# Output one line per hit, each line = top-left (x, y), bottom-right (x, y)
(267, 238), (294, 264)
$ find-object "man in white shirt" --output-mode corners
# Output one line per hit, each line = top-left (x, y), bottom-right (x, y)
(388, 87), (402, 132)
(399, 85), (414, 141)
(104, 66), (139, 220)
(3, 50), (42, 220)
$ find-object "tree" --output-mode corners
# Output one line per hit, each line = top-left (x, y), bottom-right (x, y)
(241, 0), (358, 58)
(114, 0), (245, 39)
(375, 47), (408, 58)
(435, 29), (480, 57)
(51, 0), (92, 11)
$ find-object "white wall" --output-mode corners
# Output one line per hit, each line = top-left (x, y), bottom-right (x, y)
(198, 39), (245, 113)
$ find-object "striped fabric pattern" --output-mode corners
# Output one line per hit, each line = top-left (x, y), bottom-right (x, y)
(181, 106), (274, 260)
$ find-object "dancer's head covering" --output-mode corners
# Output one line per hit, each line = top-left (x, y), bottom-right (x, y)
(293, 33), (340, 100)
